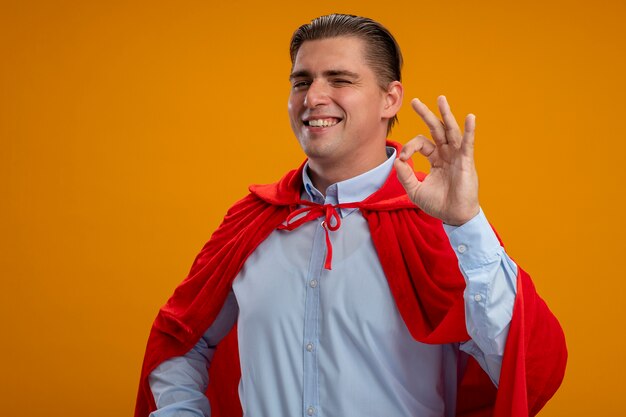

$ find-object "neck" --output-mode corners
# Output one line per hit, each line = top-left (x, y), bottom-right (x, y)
(307, 148), (388, 195)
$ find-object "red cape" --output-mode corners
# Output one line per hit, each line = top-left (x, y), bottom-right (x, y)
(136, 142), (567, 417)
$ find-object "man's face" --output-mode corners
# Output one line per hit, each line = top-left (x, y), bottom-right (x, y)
(288, 36), (395, 168)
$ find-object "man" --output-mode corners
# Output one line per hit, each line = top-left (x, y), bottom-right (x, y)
(136, 14), (566, 417)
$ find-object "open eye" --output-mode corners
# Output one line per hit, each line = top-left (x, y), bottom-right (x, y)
(292, 80), (311, 90)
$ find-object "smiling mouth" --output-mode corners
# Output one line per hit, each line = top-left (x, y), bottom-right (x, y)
(304, 118), (342, 128)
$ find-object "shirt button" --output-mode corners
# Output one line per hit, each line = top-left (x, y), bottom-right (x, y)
(474, 294), (483, 302)
(309, 279), (318, 288)
(306, 343), (314, 352)
(307, 406), (315, 415)
(457, 244), (467, 254)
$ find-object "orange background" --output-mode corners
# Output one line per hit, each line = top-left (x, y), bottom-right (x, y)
(1, 0), (624, 415)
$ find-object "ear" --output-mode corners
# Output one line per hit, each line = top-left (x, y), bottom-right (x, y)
(381, 81), (403, 119)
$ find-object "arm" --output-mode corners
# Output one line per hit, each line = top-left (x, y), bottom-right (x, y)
(149, 291), (238, 416)
(443, 209), (517, 386)
(394, 95), (515, 384)
(394, 96), (567, 414)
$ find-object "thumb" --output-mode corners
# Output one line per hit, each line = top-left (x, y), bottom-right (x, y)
(394, 159), (420, 196)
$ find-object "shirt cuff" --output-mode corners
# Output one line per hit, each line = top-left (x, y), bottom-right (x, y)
(443, 208), (503, 270)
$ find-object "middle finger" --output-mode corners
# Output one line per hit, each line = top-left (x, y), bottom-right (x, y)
(411, 98), (447, 146)
(437, 95), (462, 147)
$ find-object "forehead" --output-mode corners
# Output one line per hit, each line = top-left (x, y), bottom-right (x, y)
(291, 36), (369, 73)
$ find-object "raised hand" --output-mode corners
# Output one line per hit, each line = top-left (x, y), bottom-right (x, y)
(393, 96), (480, 226)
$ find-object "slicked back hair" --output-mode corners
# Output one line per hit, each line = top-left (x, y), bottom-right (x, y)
(290, 14), (403, 133)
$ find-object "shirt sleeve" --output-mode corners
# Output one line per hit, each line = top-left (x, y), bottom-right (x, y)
(149, 291), (239, 416)
(443, 209), (518, 386)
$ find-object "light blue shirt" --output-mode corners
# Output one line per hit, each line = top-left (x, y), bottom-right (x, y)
(149, 147), (518, 417)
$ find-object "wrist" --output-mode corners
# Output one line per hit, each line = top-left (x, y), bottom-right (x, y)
(443, 206), (481, 226)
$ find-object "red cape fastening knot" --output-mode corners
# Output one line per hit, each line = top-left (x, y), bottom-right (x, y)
(277, 200), (362, 270)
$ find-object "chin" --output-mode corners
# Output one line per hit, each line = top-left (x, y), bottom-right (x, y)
(298, 137), (340, 161)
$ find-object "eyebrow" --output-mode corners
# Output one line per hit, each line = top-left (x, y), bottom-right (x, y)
(289, 69), (360, 81)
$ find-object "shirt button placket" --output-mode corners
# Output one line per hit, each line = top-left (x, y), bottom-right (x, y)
(302, 221), (325, 417)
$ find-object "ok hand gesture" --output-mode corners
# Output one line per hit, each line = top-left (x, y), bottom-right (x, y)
(394, 96), (480, 226)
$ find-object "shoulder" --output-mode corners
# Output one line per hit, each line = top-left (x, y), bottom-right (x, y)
(248, 165), (304, 206)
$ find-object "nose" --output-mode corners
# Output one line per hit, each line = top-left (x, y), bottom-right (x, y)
(303, 79), (330, 108)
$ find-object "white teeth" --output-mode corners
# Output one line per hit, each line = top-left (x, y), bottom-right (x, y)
(308, 118), (338, 127)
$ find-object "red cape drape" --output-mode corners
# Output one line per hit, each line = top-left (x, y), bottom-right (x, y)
(135, 141), (566, 417)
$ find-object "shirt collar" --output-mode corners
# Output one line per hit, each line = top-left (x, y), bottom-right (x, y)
(302, 147), (396, 216)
